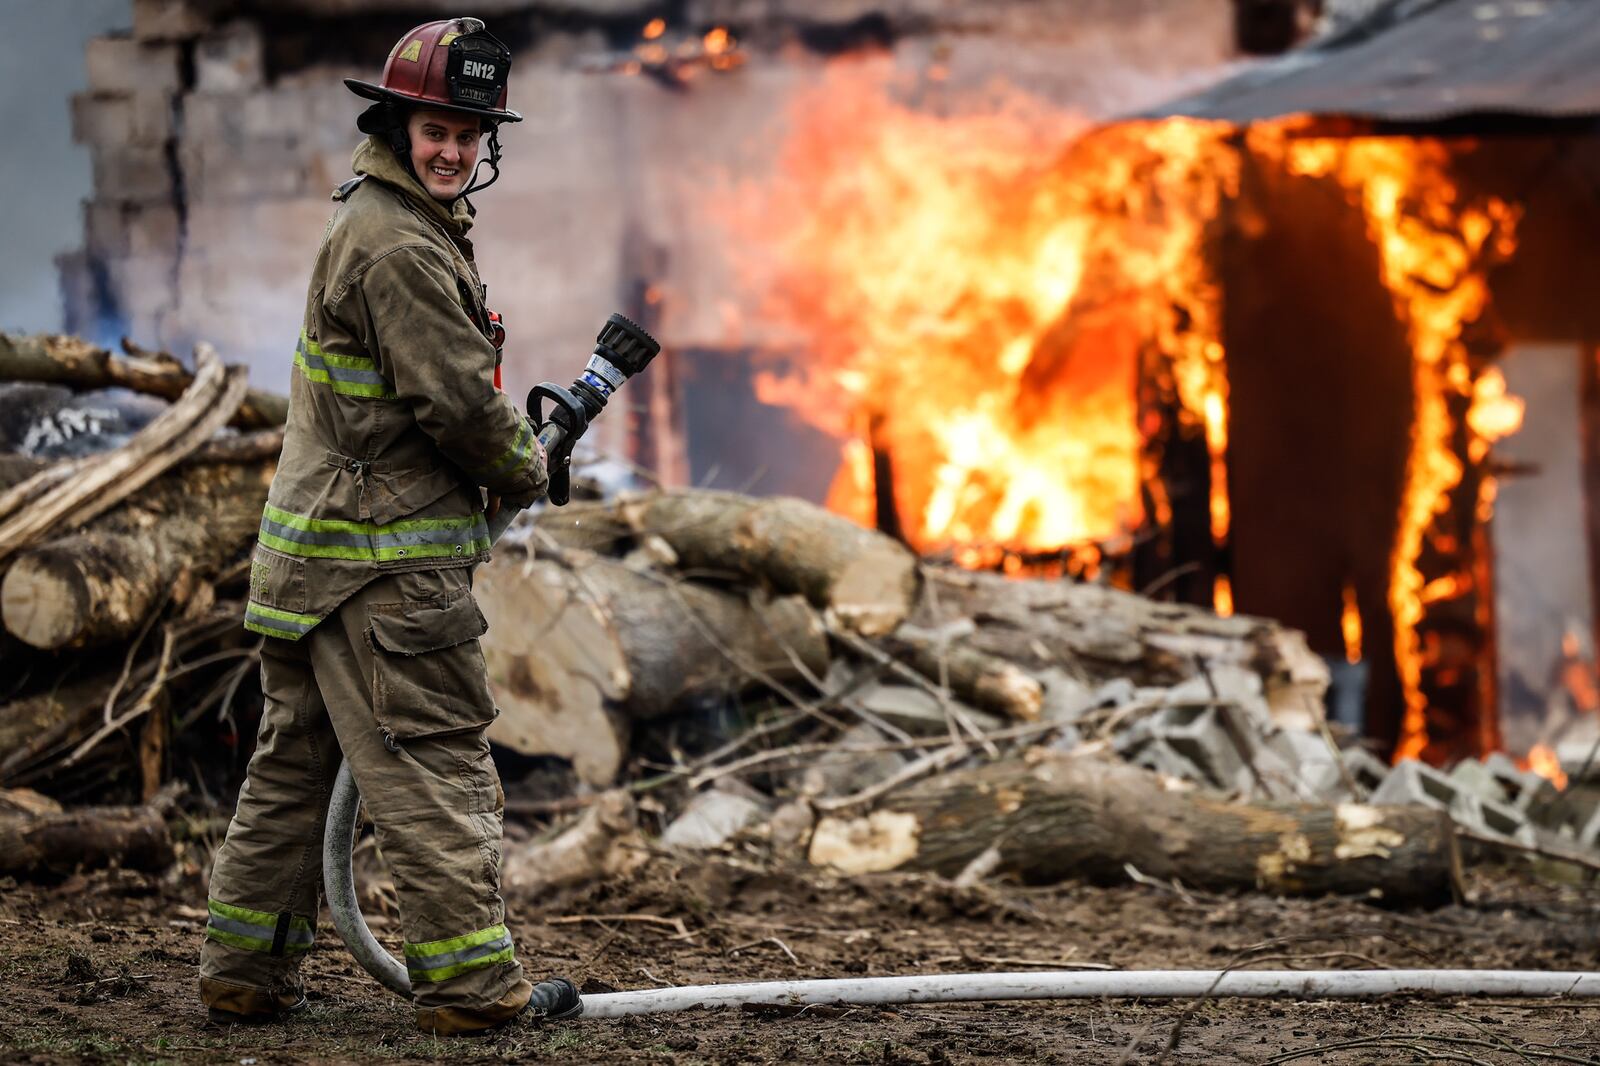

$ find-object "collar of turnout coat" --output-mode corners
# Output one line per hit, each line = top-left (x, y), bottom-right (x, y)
(351, 135), (475, 237)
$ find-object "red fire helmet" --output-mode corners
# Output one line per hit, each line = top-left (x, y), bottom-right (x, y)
(345, 17), (522, 125)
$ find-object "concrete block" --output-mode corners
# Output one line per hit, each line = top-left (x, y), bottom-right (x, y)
(196, 21), (264, 93)
(1340, 748), (1392, 794)
(1578, 805), (1600, 851)
(1371, 759), (1533, 844)
(1473, 794), (1536, 846)
(1448, 759), (1511, 808)
(1266, 727), (1336, 770)
(1130, 738), (1204, 784)
(1299, 761), (1354, 801)
(72, 92), (175, 149)
(133, 0), (210, 41)
(1370, 758), (1464, 812)
(661, 788), (767, 850)
(85, 36), (182, 95)
(1150, 705), (1251, 792)
(92, 147), (173, 203)
(1480, 751), (1558, 813)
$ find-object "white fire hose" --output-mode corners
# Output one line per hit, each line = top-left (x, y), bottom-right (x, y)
(323, 763), (1600, 1016)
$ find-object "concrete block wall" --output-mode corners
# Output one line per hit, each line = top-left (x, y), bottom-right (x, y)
(64, 0), (1236, 472)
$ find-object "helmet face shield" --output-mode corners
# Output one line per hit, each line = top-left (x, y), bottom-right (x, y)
(445, 31), (512, 112)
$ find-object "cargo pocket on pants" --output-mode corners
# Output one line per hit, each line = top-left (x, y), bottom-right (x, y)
(367, 588), (497, 741)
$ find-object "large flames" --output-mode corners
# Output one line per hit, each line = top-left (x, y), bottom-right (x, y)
(716, 66), (1553, 774)
(720, 65), (1234, 569)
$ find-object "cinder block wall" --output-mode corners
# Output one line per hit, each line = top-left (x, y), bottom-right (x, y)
(63, 0), (1236, 470)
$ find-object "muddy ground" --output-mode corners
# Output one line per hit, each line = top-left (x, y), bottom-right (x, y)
(2, 856), (1599, 1064)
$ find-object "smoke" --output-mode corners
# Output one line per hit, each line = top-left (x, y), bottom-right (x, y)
(0, 1), (131, 334)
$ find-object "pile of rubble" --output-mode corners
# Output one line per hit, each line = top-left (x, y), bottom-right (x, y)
(1, 330), (1594, 899)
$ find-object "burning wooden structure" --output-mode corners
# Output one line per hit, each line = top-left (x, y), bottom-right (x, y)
(688, 0), (1600, 779)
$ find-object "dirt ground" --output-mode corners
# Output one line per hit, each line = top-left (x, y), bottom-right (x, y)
(3, 856), (1599, 1064)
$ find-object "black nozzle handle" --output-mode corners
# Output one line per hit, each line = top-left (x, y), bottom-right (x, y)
(529, 381), (589, 444)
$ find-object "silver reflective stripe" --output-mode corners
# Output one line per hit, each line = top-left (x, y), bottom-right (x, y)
(244, 603), (318, 637)
(373, 520), (489, 550)
(406, 930), (513, 975)
(297, 341), (391, 388)
(260, 517), (370, 549)
(207, 913), (314, 949)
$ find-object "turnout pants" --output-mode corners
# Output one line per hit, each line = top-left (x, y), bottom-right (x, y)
(200, 566), (532, 1032)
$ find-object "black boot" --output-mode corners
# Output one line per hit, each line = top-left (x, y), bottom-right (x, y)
(525, 977), (581, 1020)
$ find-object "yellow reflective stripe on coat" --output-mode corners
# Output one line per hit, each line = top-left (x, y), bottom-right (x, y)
(256, 503), (490, 563)
(205, 898), (315, 955)
(244, 601), (323, 640)
(293, 333), (398, 400)
(404, 923), (514, 983)
(466, 418), (537, 482)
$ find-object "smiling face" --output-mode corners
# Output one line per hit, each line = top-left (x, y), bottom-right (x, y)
(406, 108), (483, 200)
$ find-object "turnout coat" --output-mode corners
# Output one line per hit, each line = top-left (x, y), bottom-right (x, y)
(245, 135), (547, 640)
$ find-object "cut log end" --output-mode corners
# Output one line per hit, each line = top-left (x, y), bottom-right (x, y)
(1, 552), (90, 650)
(827, 553), (920, 638)
(478, 556), (632, 787)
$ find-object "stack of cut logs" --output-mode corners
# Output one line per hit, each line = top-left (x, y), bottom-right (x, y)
(491, 493), (1461, 904)
(0, 331), (1466, 904)
(0, 332), (282, 875)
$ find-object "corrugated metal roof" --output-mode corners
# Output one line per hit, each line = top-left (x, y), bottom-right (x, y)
(1146, 0), (1600, 125)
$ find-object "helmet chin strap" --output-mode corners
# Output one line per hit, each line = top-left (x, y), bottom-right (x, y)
(455, 124), (502, 204)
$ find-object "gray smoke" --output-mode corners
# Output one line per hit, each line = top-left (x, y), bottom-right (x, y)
(0, 1), (132, 334)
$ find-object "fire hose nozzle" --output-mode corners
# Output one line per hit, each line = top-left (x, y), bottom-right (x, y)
(526, 313), (662, 508)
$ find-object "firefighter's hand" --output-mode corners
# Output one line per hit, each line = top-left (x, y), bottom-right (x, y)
(486, 494), (502, 522)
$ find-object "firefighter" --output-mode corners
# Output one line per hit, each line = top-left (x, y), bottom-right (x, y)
(198, 17), (575, 1034)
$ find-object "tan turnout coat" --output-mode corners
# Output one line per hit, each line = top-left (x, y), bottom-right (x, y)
(244, 135), (547, 640)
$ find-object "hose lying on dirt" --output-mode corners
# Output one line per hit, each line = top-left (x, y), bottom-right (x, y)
(325, 762), (1600, 1017)
(578, 970), (1600, 1017)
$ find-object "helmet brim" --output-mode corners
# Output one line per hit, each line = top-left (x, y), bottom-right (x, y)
(343, 78), (523, 123)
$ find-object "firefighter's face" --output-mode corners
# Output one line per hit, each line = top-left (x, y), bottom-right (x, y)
(408, 109), (482, 200)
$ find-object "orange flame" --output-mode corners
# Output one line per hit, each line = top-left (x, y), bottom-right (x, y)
(1214, 574), (1234, 618)
(1258, 131), (1520, 763)
(642, 17), (666, 39)
(1521, 744), (1568, 790)
(1341, 582), (1362, 665)
(718, 64), (1235, 558)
